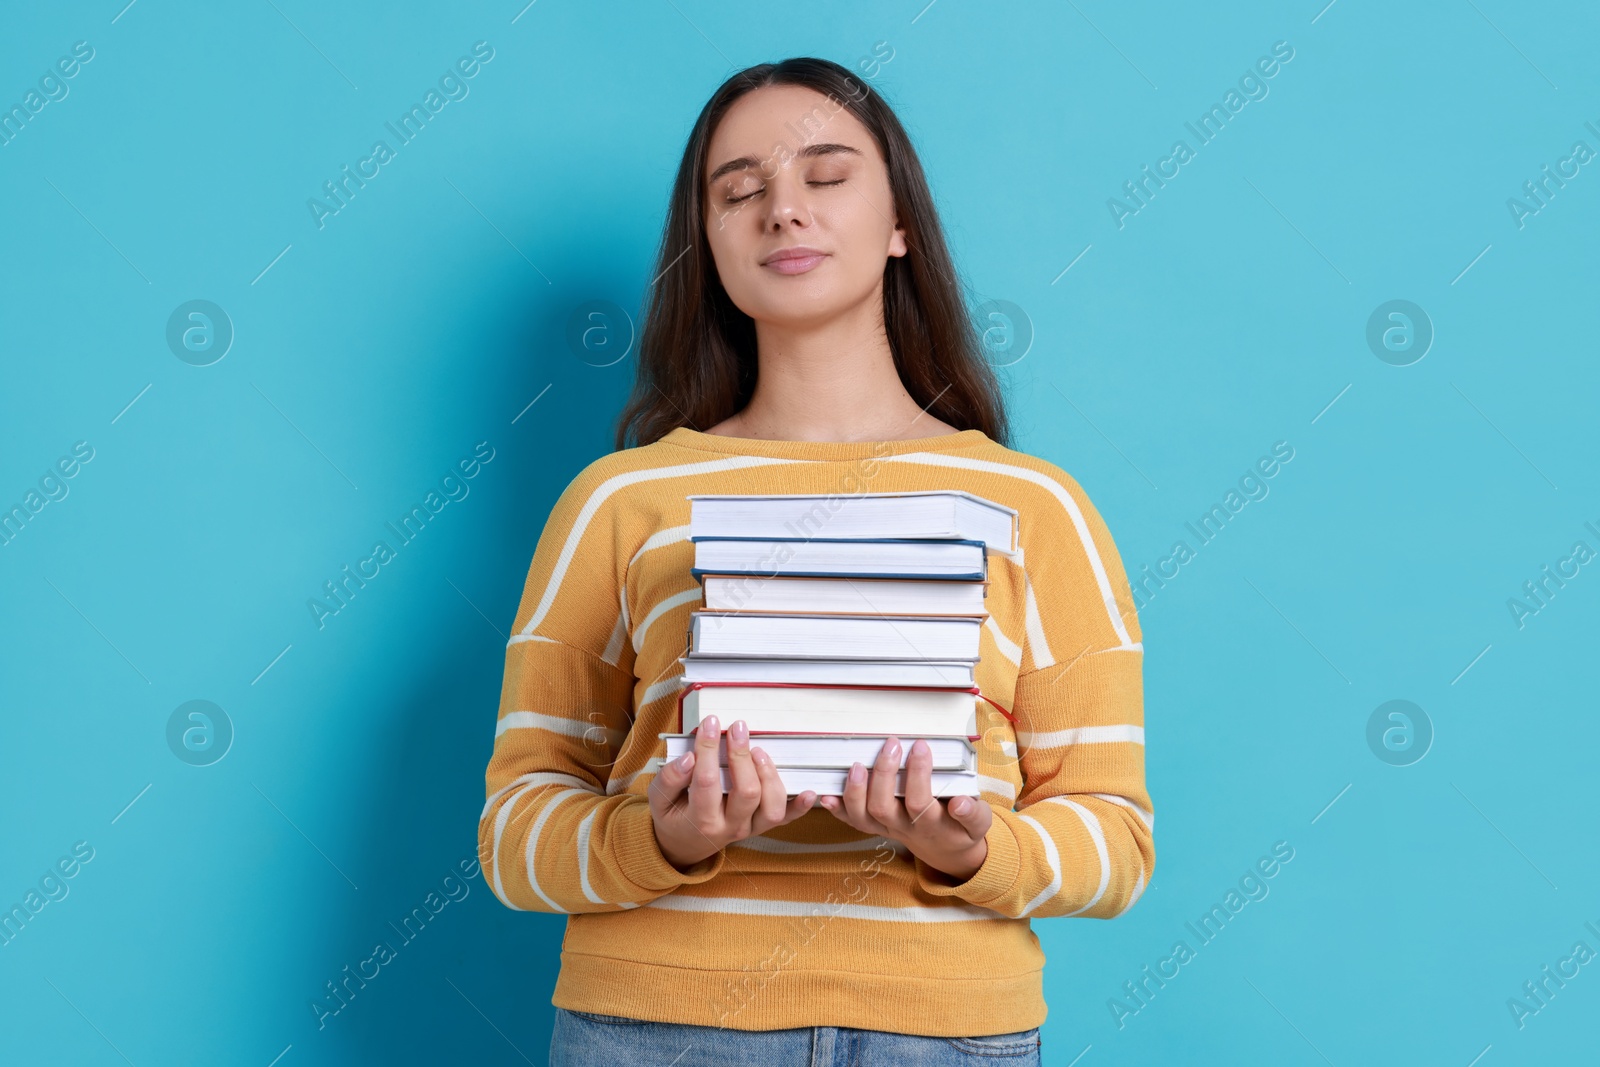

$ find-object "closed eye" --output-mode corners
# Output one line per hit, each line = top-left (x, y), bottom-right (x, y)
(724, 178), (847, 204)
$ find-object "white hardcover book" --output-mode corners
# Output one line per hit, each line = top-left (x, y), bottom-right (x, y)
(689, 612), (983, 661)
(679, 685), (980, 737)
(660, 733), (977, 771)
(687, 490), (1019, 555)
(679, 656), (976, 688)
(691, 537), (988, 580)
(644, 758), (980, 797)
(700, 573), (987, 616)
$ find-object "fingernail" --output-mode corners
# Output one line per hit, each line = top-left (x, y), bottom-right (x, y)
(849, 763), (865, 783)
(676, 752), (695, 771)
(951, 797), (968, 814)
(885, 739), (902, 760)
(704, 715), (720, 737)
(731, 720), (748, 745)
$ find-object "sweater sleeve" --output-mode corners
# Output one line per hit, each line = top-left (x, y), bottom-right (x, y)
(477, 462), (726, 913)
(914, 465), (1153, 919)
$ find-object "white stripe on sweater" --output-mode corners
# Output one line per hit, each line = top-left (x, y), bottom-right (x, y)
(984, 615), (1021, 667)
(495, 711), (626, 747)
(639, 676), (683, 709)
(1018, 724), (1144, 749)
(883, 452), (1139, 649)
(488, 782), (542, 910)
(518, 454), (796, 637)
(573, 808), (641, 909)
(633, 587), (703, 654)
(1014, 812), (1062, 916)
(1044, 795), (1111, 916)
(1118, 860), (1148, 916)
(602, 600), (630, 666)
(644, 894), (1005, 923)
(574, 807), (603, 904)
(606, 765), (650, 796)
(1022, 573), (1055, 669)
(482, 771), (596, 821)
(612, 526), (689, 668)
(524, 787), (591, 913)
(1089, 791), (1155, 832)
(485, 775), (600, 909)
(977, 774), (1018, 801)
(629, 524), (690, 567)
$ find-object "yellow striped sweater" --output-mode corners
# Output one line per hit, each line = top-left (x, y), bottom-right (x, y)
(477, 425), (1153, 1036)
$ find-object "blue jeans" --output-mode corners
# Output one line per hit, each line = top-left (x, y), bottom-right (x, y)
(549, 1008), (1041, 1066)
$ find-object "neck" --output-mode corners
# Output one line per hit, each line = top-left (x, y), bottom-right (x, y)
(734, 288), (937, 442)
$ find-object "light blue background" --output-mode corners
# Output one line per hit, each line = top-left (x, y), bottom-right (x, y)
(2, 1), (1596, 1064)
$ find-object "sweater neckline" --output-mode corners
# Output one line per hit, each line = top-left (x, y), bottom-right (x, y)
(659, 425), (992, 461)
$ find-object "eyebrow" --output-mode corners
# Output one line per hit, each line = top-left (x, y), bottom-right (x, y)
(706, 141), (863, 186)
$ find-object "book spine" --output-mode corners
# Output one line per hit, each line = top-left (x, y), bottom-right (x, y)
(693, 567), (987, 581)
(669, 728), (982, 741)
(676, 681), (980, 694)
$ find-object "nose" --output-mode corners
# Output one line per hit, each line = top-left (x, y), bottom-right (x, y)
(762, 170), (813, 231)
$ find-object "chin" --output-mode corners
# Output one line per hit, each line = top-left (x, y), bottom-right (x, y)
(744, 279), (876, 322)
(752, 296), (856, 328)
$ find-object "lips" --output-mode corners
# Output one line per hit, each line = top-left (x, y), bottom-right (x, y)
(762, 247), (828, 275)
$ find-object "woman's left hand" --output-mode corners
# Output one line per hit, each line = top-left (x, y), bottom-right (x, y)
(817, 736), (992, 882)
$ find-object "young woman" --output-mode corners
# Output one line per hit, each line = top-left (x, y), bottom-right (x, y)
(478, 57), (1153, 1067)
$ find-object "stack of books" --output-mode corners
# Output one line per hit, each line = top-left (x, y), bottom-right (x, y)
(652, 489), (1019, 797)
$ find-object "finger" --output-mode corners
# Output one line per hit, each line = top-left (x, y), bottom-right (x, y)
(686, 715), (725, 828)
(749, 746), (791, 832)
(946, 794), (993, 842)
(841, 760), (882, 834)
(778, 790), (818, 826)
(722, 720), (762, 828)
(862, 737), (905, 834)
(648, 750), (695, 816)
(902, 738), (940, 830)
(817, 792), (869, 832)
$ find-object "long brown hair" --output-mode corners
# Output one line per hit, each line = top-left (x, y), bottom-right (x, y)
(613, 57), (1010, 450)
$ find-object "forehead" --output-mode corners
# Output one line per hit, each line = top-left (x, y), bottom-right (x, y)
(705, 84), (876, 176)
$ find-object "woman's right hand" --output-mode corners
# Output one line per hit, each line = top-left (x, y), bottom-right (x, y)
(648, 715), (817, 870)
